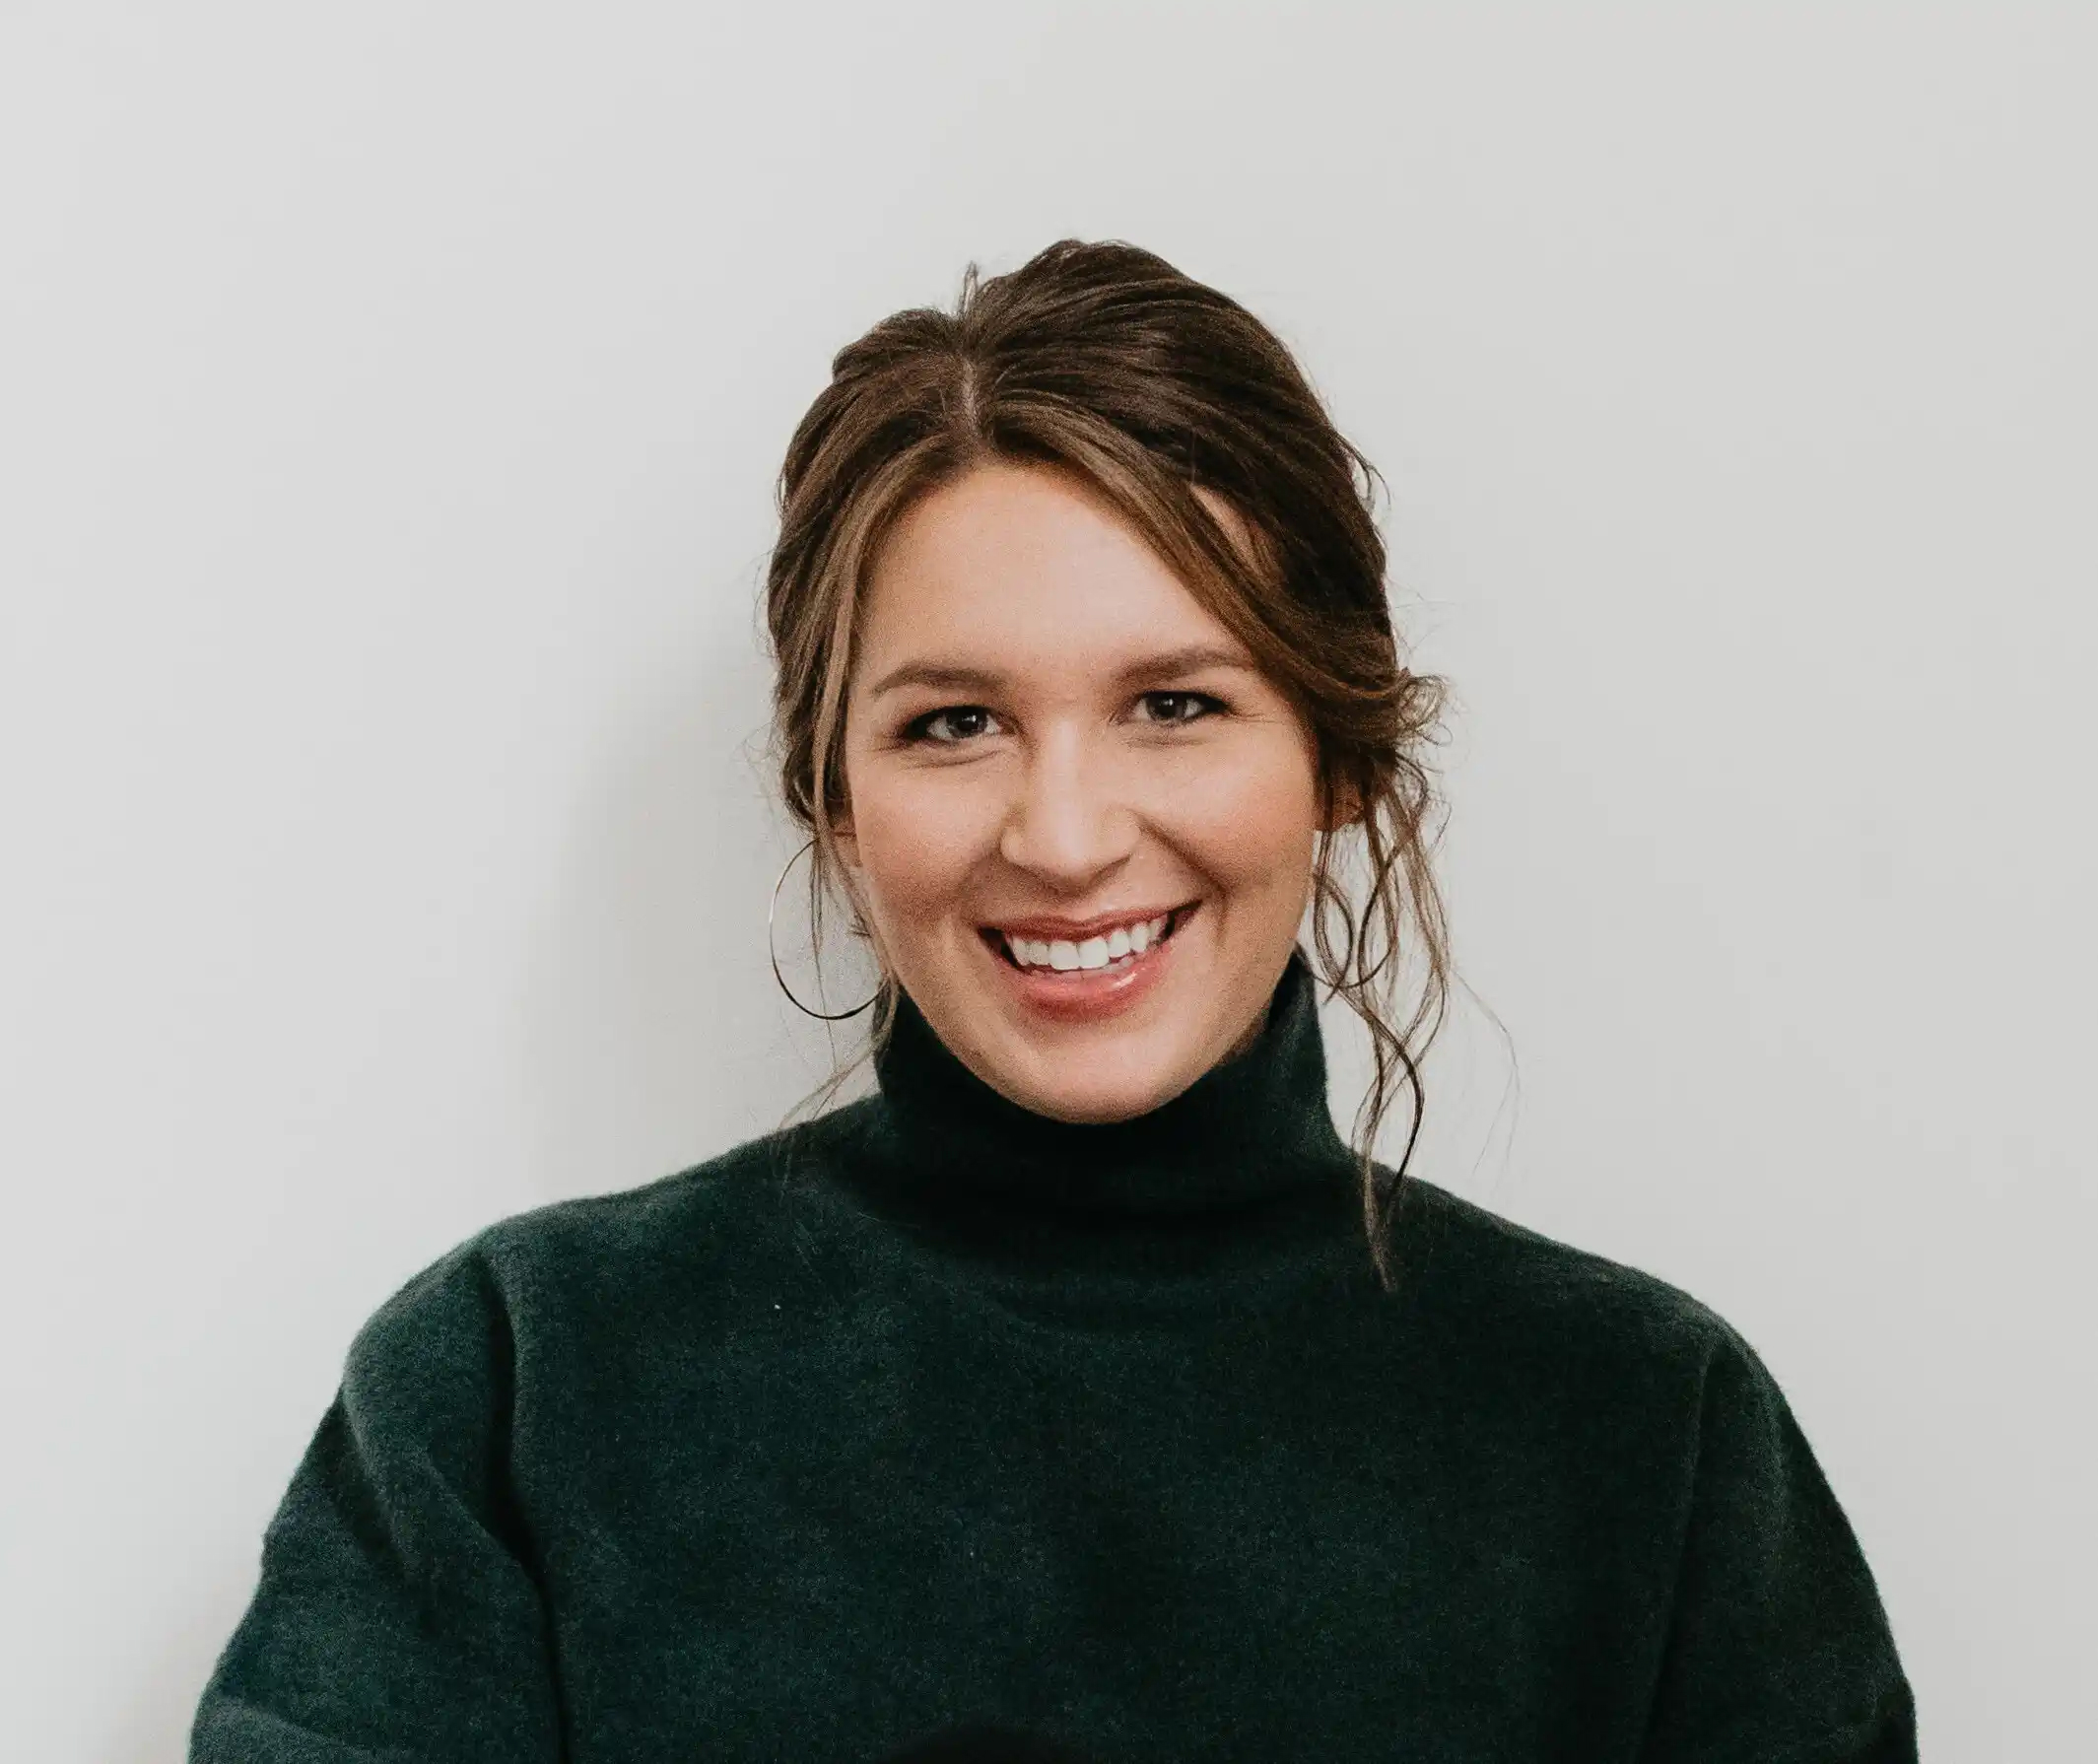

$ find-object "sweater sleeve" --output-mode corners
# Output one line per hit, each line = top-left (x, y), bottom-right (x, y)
(189, 1243), (564, 1762)
(1637, 1324), (1917, 1764)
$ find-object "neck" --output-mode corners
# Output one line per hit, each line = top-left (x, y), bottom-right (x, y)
(822, 948), (1366, 1314)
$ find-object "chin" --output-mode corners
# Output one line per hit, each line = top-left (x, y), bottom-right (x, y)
(1021, 1079), (1168, 1126)
(999, 1033), (1197, 1125)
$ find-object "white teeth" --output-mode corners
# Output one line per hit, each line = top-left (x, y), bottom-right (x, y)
(1001, 911), (1176, 971)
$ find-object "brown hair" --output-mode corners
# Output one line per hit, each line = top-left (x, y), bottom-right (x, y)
(765, 239), (1452, 1289)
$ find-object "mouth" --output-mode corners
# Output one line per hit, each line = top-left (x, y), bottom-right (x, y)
(977, 902), (1198, 977)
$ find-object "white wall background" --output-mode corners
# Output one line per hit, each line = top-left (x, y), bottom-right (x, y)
(3, 4), (2091, 1758)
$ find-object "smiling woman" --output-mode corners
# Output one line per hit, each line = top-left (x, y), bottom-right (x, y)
(835, 462), (1342, 1121)
(189, 242), (1917, 1763)
(771, 243), (1451, 1267)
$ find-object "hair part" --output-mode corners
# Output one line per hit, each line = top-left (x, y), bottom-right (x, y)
(765, 238), (1455, 1290)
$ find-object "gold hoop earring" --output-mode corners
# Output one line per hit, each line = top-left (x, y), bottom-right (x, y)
(768, 836), (881, 1021)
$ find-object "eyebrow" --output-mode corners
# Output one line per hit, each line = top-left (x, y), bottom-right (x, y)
(863, 643), (1257, 701)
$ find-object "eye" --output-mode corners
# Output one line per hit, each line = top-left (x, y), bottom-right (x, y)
(1135, 690), (1224, 726)
(903, 705), (1000, 745)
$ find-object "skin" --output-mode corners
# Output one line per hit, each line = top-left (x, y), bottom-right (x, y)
(834, 459), (1351, 1125)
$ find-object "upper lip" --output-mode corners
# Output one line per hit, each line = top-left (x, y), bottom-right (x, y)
(983, 903), (1193, 940)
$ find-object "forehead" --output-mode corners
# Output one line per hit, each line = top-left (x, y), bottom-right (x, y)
(854, 462), (1237, 676)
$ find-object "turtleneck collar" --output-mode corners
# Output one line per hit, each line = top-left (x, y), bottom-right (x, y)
(862, 945), (1354, 1214)
(837, 947), (1363, 1285)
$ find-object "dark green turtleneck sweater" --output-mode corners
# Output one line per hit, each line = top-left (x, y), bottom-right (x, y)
(191, 950), (1915, 1762)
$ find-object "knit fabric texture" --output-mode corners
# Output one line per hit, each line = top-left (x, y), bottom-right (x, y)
(191, 948), (1917, 1761)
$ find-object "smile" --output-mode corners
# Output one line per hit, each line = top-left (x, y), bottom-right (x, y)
(981, 904), (1191, 972)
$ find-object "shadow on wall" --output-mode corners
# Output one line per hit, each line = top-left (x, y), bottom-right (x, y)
(515, 621), (878, 1209)
(106, 1564), (256, 1763)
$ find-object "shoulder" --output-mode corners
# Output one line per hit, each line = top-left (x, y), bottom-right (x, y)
(1389, 1190), (1910, 1748)
(1396, 1176), (1733, 1340)
(1388, 1176), (1779, 1417)
(1375, 1180), (1840, 1542)
(347, 1112), (859, 1389)
(473, 1123), (806, 1281)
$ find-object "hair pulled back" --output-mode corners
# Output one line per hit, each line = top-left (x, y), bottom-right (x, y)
(765, 238), (1452, 1288)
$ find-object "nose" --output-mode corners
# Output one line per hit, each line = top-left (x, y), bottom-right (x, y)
(996, 725), (1137, 890)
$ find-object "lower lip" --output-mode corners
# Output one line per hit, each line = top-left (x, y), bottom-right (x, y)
(981, 908), (1192, 1024)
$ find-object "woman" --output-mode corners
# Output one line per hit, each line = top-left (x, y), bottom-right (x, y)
(190, 241), (1916, 1762)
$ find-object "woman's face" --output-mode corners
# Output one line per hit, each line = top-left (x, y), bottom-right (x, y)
(835, 460), (1338, 1124)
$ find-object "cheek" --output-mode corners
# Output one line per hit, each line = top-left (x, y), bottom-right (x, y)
(1151, 742), (1321, 888)
(846, 770), (999, 922)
